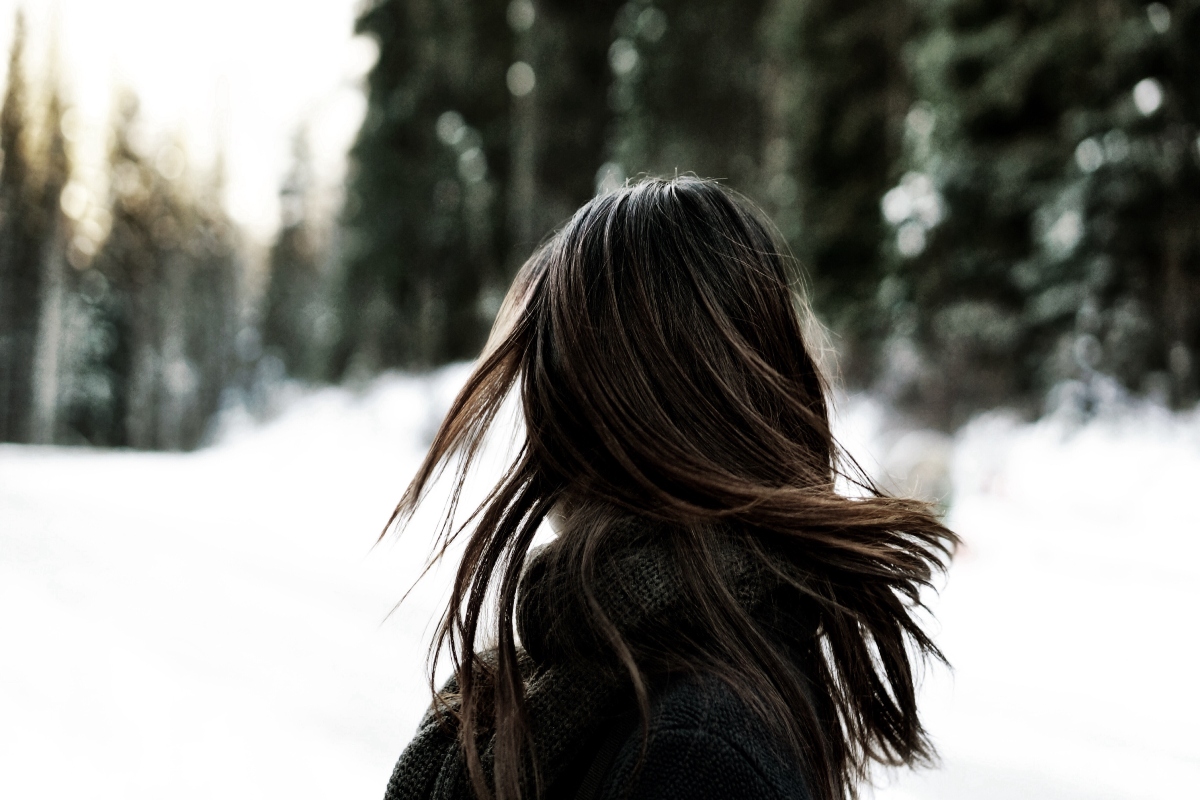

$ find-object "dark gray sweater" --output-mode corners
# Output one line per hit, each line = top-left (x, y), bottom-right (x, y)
(558, 674), (813, 800)
(383, 525), (821, 800)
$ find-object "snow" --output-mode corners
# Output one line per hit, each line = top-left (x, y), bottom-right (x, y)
(850, 401), (1200, 799)
(2, 365), (1198, 799)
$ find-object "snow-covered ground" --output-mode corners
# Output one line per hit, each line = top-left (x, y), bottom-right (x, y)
(2, 366), (1197, 799)
(851, 400), (1200, 800)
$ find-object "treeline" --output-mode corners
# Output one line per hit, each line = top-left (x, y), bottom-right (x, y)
(3, 2), (1198, 449)
(342, 0), (1200, 426)
(0, 15), (239, 449)
(0, 12), (330, 449)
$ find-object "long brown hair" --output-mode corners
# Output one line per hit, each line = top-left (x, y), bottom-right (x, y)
(390, 177), (957, 800)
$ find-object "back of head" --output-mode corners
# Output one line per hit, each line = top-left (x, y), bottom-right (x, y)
(520, 176), (833, 516)
(394, 177), (957, 800)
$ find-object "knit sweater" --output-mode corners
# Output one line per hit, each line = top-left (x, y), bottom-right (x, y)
(383, 520), (818, 800)
(560, 673), (812, 800)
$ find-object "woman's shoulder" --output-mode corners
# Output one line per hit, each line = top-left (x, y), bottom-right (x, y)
(594, 674), (812, 800)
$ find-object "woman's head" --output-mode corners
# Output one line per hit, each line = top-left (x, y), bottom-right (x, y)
(394, 177), (956, 800)
(513, 177), (833, 515)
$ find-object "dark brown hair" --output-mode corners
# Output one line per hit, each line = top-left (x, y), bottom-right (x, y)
(390, 177), (957, 800)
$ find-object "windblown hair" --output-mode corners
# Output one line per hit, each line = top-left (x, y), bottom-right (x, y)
(390, 177), (957, 800)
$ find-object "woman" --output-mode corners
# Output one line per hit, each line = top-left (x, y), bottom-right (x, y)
(384, 177), (956, 800)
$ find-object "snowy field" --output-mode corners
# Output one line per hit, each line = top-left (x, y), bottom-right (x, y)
(2, 365), (1198, 800)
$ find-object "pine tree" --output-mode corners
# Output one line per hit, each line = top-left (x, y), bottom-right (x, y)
(340, 0), (918, 382)
(761, 0), (915, 383)
(81, 95), (178, 448)
(178, 160), (240, 449)
(507, 0), (624, 262)
(262, 131), (326, 381)
(887, 0), (1200, 423)
(606, 0), (767, 191)
(70, 94), (241, 450)
(29, 62), (72, 444)
(338, 0), (514, 374)
(0, 12), (42, 442)
(1059, 0), (1200, 406)
(885, 0), (1119, 425)
(79, 94), (153, 446)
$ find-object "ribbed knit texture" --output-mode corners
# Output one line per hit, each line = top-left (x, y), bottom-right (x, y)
(595, 673), (812, 800)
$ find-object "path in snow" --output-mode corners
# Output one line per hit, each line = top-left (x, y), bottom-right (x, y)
(1, 366), (1197, 799)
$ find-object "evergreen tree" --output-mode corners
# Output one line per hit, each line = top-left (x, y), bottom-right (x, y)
(0, 12), (42, 442)
(60, 241), (130, 446)
(262, 131), (326, 381)
(29, 61), (72, 444)
(509, 0), (623, 261)
(606, 0), (766, 192)
(178, 160), (240, 449)
(339, 1), (638, 375)
(70, 95), (241, 450)
(74, 94), (155, 446)
(338, 0), (514, 374)
(887, 0), (1200, 423)
(77, 96), (182, 448)
(339, 0), (916, 381)
(762, 0), (915, 383)
(885, 0), (1120, 425)
(1059, 0), (1200, 406)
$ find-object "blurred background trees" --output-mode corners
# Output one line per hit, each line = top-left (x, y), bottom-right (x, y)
(0, 12), (47, 443)
(761, 0), (914, 385)
(1, 0), (1198, 449)
(261, 131), (333, 383)
(885, 0), (1200, 425)
(74, 94), (240, 450)
(335, 0), (513, 375)
(0, 12), (242, 450)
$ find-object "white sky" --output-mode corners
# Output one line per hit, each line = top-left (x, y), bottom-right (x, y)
(0, 0), (375, 243)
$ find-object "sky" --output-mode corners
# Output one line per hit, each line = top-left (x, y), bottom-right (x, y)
(0, 0), (374, 242)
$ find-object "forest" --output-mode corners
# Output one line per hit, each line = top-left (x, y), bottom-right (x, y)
(1, 0), (1197, 449)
